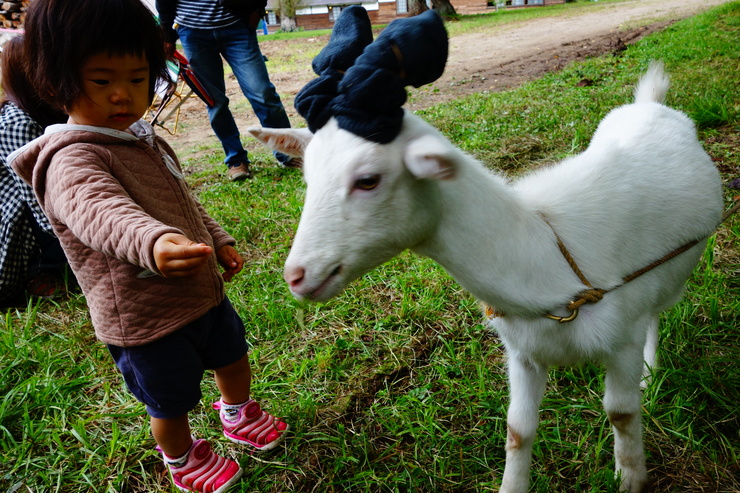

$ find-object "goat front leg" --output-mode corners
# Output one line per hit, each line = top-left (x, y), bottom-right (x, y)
(604, 347), (648, 493)
(500, 352), (548, 493)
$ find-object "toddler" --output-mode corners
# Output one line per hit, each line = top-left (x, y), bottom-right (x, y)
(9, 0), (288, 492)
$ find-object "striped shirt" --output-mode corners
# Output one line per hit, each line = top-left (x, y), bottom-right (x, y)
(172, 0), (240, 30)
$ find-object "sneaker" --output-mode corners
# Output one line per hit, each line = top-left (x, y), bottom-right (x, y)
(281, 157), (303, 169)
(213, 399), (289, 452)
(165, 439), (243, 493)
(26, 271), (67, 299)
(227, 162), (252, 181)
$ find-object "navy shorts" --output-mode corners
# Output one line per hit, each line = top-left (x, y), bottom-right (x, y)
(107, 297), (249, 419)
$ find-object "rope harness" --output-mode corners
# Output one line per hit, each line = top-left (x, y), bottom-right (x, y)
(484, 199), (740, 324)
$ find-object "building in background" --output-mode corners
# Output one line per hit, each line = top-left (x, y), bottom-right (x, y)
(0, 0), (566, 38)
(264, 0), (564, 31)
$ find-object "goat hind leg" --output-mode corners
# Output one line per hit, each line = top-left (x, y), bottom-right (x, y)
(500, 354), (547, 493)
(604, 348), (648, 493)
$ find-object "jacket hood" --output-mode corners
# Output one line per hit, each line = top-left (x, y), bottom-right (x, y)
(9, 120), (155, 209)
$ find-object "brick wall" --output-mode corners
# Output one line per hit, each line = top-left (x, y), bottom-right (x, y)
(456, 0), (565, 14)
(296, 3), (410, 31)
(294, 0), (566, 31)
(454, 0), (495, 16)
(374, 2), (410, 24)
(296, 13), (332, 30)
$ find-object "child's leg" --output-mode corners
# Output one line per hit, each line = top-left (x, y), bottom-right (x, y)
(152, 411), (243, 493)
(151, 413), (192, 459)
(212, 353), (289, 452)
(107, 305), (247, 492)
(214, 353), (252, 405)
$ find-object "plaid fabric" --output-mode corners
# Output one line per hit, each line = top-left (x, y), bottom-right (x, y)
(0, 102), (52, 300)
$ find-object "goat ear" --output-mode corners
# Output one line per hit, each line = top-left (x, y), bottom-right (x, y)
(247, 127), (313, 158)
(403, 135), (457, 180)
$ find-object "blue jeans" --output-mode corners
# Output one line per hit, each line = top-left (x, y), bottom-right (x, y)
(178, 23), (292, 166)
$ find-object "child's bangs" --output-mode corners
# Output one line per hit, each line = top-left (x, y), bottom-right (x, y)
(82, 14), (157, 63)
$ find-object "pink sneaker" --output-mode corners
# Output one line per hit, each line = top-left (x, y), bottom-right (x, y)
(166, 439), (243, 493)
(213, 399), (289, 452)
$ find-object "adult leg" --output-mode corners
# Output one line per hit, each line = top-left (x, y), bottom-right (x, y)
(24, 206), (67, 273)
(16, 205), (75, 299)
(218, 24), (296, 165)
(218, 24), (290, 130)
(177, 26), (248, 166)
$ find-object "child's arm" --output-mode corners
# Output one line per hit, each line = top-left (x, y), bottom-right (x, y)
(216, 244), (244, 282)
(159, 138), (240, 268)
(186, 187), (243, 281)
(153, 232), (213, 278)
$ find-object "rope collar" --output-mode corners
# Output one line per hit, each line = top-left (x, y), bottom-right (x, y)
(541, 217), (703, 323)
(483, 201), (740, 324)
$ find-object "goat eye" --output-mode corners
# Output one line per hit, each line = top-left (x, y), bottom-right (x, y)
(353, 174), (381, 191)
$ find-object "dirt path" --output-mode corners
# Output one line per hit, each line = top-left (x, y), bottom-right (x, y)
(162, 0), (732, 156)
(412, 0), (731, 108)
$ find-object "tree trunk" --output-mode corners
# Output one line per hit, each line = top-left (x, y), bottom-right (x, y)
(408, 0), (428, 16)
(278, 0), (300, 32)
(280, 16), (298, 31)
(430, 0), (457, 19)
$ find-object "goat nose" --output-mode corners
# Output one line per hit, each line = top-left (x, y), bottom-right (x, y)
(284, 265), (305, 289)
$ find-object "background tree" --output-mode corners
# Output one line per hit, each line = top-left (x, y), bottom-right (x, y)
(431, 0), (457, 19)
(408, 0), (428, 16)
(278, 0), (301, 31)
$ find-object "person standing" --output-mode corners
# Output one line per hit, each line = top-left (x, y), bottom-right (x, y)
(156, 0), (301, 181)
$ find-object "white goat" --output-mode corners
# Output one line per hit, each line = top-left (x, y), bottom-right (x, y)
(249, 63), (723, 492)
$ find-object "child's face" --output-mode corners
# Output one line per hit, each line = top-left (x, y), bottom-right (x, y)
(67, 52), (150, 131)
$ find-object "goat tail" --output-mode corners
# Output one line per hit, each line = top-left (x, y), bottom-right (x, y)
(634, 60), (670, 105)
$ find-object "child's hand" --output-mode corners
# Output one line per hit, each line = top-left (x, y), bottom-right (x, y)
(216, 244), (244, 282)
(153, 233), (213, 278)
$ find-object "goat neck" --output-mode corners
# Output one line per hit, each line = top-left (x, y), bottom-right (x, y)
(405, 123), (586, 317)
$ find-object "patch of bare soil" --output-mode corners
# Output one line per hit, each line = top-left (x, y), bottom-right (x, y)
(406, 20), (670, 109)
(161, 0), (731, 157)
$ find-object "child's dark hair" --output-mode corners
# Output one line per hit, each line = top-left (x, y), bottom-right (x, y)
(1, 36), (67, 128)
(23, 0), (169, 112)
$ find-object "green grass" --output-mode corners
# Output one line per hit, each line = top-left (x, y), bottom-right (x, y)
(442, 0), (638, 36)
(2, 2), (739, 492)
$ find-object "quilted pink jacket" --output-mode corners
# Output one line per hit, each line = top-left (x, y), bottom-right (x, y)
(10, 121), (236, 347)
